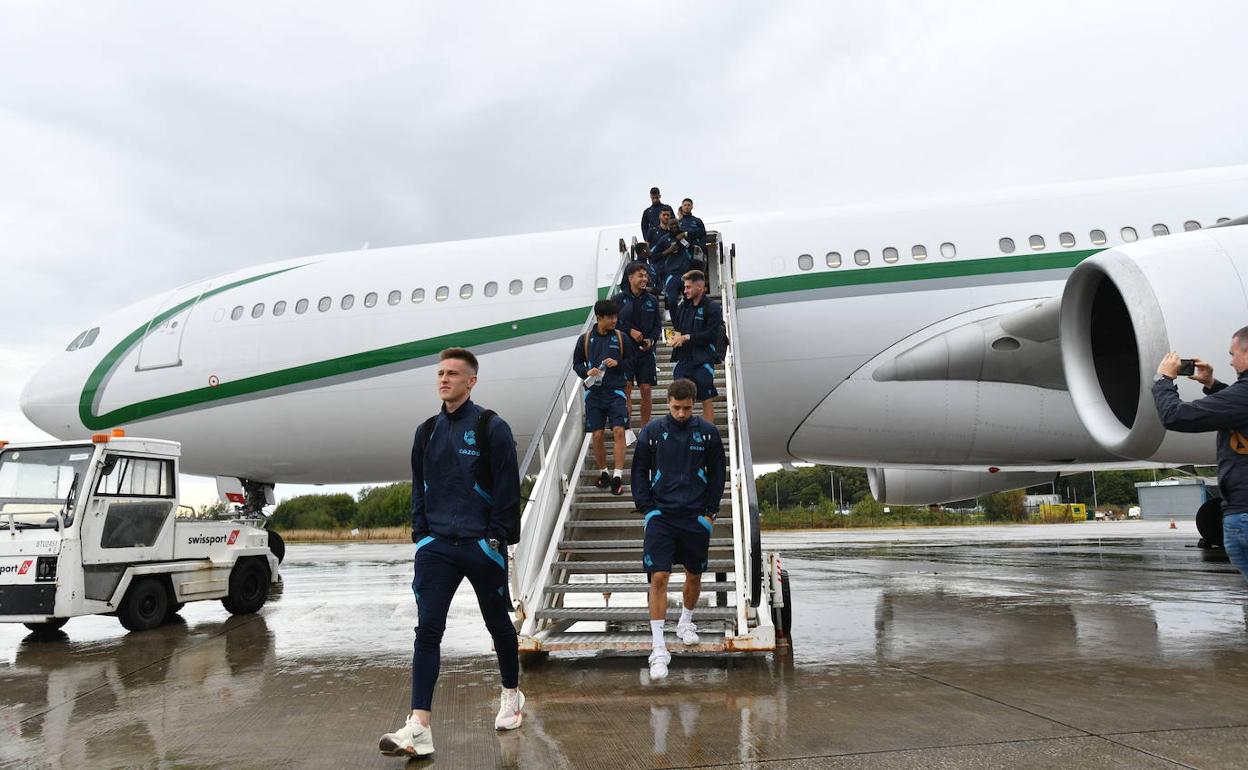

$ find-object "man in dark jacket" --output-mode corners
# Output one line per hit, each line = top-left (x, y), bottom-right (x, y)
(573, 299), (631, 495)
(379, 348), (523, 759)
(631, 378), (726, 680)
(677, 198), (706, 254)
(650, 212), (693, 309)
(1152, 328), (1248, 584)
(613, 262), (662, 426)
(669, 270), (723, 423)
(641, 186), (674, 243)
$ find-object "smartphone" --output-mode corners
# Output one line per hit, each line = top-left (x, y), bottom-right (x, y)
(1178, 359), (1196, 377)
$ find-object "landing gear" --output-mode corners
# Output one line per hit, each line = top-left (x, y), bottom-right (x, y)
(1195, 499), (1225, 549)
(238, 479), (276, 519)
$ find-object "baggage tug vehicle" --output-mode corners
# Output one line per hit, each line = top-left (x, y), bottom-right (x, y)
(0, 431), (280, 634)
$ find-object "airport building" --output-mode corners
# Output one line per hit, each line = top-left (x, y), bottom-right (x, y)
(1134, 477), (1220, 519)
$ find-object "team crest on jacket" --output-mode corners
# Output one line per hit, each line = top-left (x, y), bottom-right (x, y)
(464, 430), (476, 446)
(693, 431), (704, 443)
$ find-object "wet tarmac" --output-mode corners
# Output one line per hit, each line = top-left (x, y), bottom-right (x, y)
(3, 520), (1248, 769)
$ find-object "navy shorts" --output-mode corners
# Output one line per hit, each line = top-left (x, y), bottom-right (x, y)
(642, 511), (714, 574)
(585, 389), (629, 432)
(626, 348), (658, 386)
(673, 361), (719, 402)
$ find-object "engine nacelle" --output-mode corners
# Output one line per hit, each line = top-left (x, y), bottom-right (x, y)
(868, 467), (1058, 505)
(1060, 226), (1248, 463)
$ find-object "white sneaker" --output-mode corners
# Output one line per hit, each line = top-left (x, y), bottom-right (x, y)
(648, 648), (671, 680)
(495, 688), (525, 731)
(675, 619), (699, 645)
(378, 714), (434, 757)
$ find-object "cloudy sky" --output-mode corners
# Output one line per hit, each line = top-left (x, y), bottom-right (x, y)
(2, 1), (1247, 506)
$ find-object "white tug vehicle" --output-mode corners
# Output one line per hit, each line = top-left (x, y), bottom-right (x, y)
(0, 431), (281, 634)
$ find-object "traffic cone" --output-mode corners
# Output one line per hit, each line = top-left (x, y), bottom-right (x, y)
(1170, 518), (1177, 529)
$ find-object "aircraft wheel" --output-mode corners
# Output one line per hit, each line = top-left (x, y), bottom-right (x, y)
(222, 558), (270, 615)
(268, 530), (286, 564)
(1196, 499), (1225, 548)
(119, 578), (171, 632)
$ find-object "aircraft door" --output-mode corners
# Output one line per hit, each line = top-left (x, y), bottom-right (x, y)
(136, 282), (211, 371)
(596, 226), (636, 296)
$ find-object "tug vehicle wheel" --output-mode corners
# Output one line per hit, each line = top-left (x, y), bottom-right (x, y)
(23, 618), (69, 635)
(268, 530), (286, 563)
(165, 602), (186, 621)
(222, 558), (270, 615)
(119, 578), (171, 632)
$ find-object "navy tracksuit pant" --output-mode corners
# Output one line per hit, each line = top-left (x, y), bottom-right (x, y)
(411, 536), (519, 710)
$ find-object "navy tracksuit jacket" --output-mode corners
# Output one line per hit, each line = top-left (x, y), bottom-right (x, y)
(670, 296), (723, 368)
(641, 202), (674, 241)
(631, 414), (726, 516)
(572, 326), (631, 395)
(679, 214), (706, 251)
(1153, 371), (1248, 513)
(612, 288), (662, 351)
(410, 399), (520, 544)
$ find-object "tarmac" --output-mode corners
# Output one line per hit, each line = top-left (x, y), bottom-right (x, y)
(3, 519), (1248, 769)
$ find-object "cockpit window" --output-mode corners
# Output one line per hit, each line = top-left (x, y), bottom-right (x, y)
(66, 330), (89, 352)
(80, 328), (100, 348)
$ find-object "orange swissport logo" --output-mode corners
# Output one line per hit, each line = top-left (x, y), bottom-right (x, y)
(227, 530), (240, 545)
(17, 560), (32, 575)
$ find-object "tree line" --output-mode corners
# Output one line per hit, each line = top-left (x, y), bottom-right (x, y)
(268, 483), (413, 531)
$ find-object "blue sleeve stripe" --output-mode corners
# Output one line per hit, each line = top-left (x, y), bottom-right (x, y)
(415, 535), (435, 552)
(644, 509), (662, 527)
(478, 539), (506, 569)
(696, 468), (708, 483)
(651, 470), (662, 488)
(614, 389), (627, 399)
(473, 482), (495, 504)
(703, 363), (715, 374)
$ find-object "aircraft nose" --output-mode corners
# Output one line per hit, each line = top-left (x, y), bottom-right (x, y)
(19, 355), (83, 439)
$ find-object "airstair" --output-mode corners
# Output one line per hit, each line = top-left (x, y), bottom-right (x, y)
(510, 235), (783, 655)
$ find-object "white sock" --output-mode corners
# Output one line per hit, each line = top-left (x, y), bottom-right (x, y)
(613, 468), (622, 478)
(650, 619), (666, 649)
(680, 607), (694, 626)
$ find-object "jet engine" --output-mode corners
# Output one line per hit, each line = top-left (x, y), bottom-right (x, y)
(1059, 225), (1248, 463)
(868, 467), (1058, 505)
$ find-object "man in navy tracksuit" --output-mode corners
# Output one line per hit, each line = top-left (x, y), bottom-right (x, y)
(379, 348), (523, 759)
(613, 261), (663, 426)
(670, 270), (723, 423)
(632, 378), (726, 680)
(677, 198), (707, 254)
(1153, 332), (1248, 584)
(641, 186), (674, 243)
(650, 212), (694, 310)
(573, 299), (632, 495)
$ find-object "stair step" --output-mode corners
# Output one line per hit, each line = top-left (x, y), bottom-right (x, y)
(551, 559), (736, 573)
(544, 581), (734, 593)
(565, 518), (732, 529)
(534, 631), (730, 653)
(559, 538), (734, 550)
(535, 606), (737, 622)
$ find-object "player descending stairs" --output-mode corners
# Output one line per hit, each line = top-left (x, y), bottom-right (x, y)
(509, 233), (789, 672)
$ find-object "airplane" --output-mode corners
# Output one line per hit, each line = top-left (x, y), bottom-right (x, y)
(18, 164), (1248, 524)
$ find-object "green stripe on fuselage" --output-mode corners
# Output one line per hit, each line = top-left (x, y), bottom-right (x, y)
(79, 247), (1105, 429)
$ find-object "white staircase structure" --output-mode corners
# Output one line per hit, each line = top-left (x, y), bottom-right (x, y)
(510, 234), (781, 655)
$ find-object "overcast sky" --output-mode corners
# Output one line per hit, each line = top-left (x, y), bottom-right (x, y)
(2, 1), (1247, 506)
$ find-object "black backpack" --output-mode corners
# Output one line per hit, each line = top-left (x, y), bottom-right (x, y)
(418, 408), (520, 544)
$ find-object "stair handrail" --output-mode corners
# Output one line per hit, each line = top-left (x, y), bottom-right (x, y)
(718, 242), (765, 607)
(511, 248), (635, 611)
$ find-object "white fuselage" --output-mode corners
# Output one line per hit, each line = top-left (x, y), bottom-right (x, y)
(21, 166), (1248, 482)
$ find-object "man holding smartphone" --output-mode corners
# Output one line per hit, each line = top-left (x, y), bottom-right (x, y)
(1153, 328), (1248, 584)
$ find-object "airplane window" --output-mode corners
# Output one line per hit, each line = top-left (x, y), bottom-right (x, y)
(1152, 223), (1169, 237)
(484, 281), (498, 297)
(460, 283), (474, 299)
(295, 299), (309, 314)
(341, 294), (355, 310)
(81, 327), (99, 348)
(435, 286), (449, 302)
(1184, 220), (1201, 231)
(509, 279), (523, 294)
(998, 238), (1015, 254)
(273, 301), (287, 317)
(364, 292), (378, 308)
(911, 245), (927, 261)
(825, 251), (841, 268)
(1090, 229), (1106, 245)
(535, 277), (548, 292)
(412, 288), (426, 303)
(1059, 232), (1076, 248)
(1029, 235), (1045, 250)
(559, 275), (574, 290)
(853, 249), (870, 266)
(1121, 226), (1137, 242)
(318, 297), (332, 312)
(1217, 217), (1231, 223)
(388, 290), (401, 305)
(797, 254), (813, 271)
(882, 247), (899, 263)
(251, 303), (265, 319)
(940, 242), (956, 258)
(66, 330), (89, 351)
(231, 305), (244, 321)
